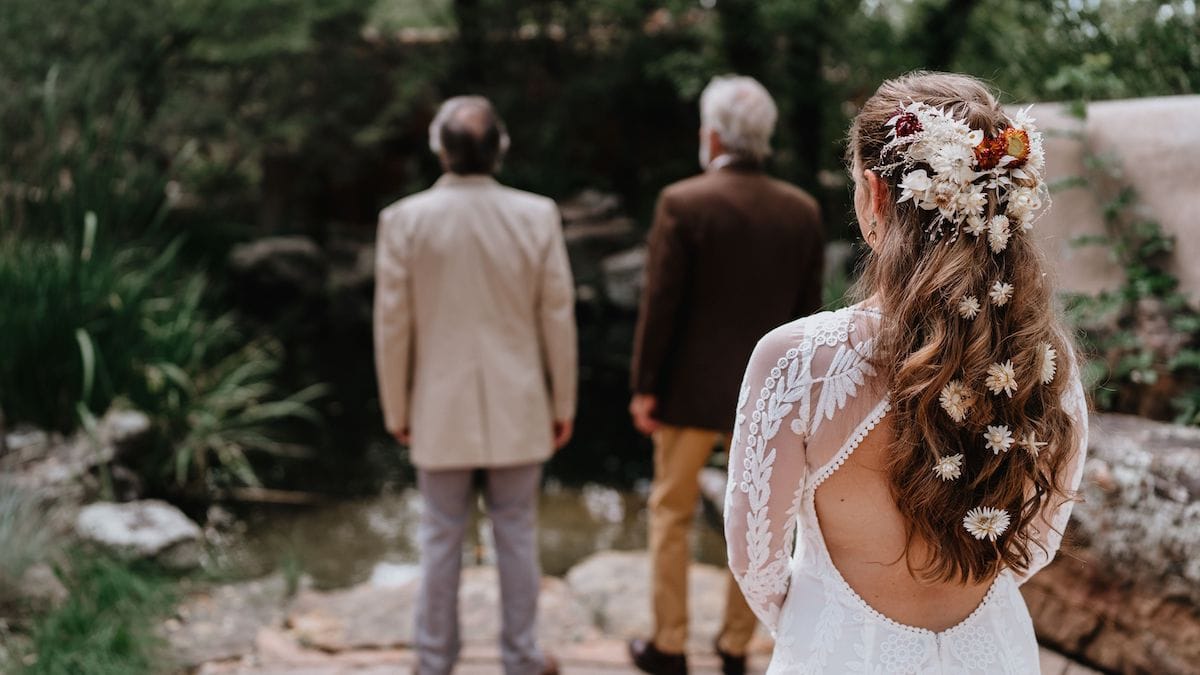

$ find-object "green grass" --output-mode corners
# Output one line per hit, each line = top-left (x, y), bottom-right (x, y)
(17, 554), (175, 675)
(0, 485), (55, 606)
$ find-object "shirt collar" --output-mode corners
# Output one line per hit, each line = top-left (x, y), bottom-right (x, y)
(706, 154), (763, 173)
(435, 173), (500, 188)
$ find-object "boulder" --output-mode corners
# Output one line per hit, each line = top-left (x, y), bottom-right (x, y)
(1021, 413), (1200, 675)
(75, 500), (204, 569)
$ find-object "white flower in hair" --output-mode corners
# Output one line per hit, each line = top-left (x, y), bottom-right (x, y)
(1007, 186), (1042, 230)
(1020, 430), (1048, 458)
(987, 215), (1012, 253)
(1040, 342), (1058, 384)
(984, 424), (1015, 454)
(989, 281), (1014, 306)
(933, 453), (964, 481)
(986, 360), (1018, 397)
(963, 506), (1011, 541)
(939, 379), (974, 422)
(958, 295), (981, 320)
(963, 215), (987, 238)
(897, 169), (932, 204)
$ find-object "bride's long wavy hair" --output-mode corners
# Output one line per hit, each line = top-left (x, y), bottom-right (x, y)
(848, 72), (1082, 584)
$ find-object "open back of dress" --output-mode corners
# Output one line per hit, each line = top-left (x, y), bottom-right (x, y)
(724, 304), (1088, 674)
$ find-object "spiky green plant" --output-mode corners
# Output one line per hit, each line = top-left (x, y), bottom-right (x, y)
(0, 484), (56, 606)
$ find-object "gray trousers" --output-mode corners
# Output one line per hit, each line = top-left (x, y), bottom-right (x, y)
(415, 463), (544, 675)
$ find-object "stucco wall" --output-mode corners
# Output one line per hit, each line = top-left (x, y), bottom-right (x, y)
(1026, 96), (1200, 301)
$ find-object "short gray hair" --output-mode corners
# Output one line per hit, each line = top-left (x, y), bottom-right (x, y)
(699, 75), (777, 162)
(428, 96), (511, 173)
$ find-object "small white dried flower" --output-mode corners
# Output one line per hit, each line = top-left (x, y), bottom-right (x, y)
(963, 506), (1011, 541)
(963, 215), (987, 238)
(939, 379), (974, 423)
(933, 453), (964, 481)
(984, 424), (1015, 454)
(958, 295), (981, 320)
(989, 281), (1014, 306)
(985, 360), (1018, 398)
(988, 215), (1011, 253)
(1040, 342), (1058, 385)
(1020, 430), (1048, 458)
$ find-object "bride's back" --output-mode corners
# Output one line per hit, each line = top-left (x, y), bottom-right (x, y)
(814, 415), (993, 632)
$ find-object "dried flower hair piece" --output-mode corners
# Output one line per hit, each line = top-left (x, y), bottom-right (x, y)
(1020, 430), (1048, 458)
(933, 453), (964, 481)
(984, 424), (1015, 454)
(963, 506), (1011, 541)
(985, 360), (1018, 398)
(989, 281), (1014, 306)
(879, 102), (1048, 244)
(939, 379), (974, 423)
(1040, 342), (1058, 385)
(958, 295), (981, 320)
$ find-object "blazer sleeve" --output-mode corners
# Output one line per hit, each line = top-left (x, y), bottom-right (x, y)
(631, 192), (688, 394)
(373, 207), (413, 434)
(793, 201), (825, 319)
(538, 206), (578, 421)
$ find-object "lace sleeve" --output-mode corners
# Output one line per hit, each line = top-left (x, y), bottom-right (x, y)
(1016, 358), (1089, 584)
(724, 326), (810, 634)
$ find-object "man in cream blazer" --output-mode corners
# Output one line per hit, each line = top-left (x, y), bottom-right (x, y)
(374, 96), (577, 675)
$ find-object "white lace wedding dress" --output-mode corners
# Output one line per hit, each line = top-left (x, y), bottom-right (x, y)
(724, 304), (1089, 674)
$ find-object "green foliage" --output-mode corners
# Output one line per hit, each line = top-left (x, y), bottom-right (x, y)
(17, 554), (173, 675)
(0, 215), (326, 490)
(0, 486), (56, 606)
(1058, 109), (1200, 424)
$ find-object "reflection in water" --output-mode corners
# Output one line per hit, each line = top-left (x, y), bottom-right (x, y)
(218, 483), (729, 588)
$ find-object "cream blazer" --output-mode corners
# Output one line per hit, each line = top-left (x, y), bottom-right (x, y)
(373, 174), (577, 470)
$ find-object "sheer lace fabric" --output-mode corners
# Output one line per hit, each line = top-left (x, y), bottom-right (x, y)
(725, 305), (1089, 674)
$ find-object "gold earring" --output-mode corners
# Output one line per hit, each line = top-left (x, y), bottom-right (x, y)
(868, 221), (878, 246)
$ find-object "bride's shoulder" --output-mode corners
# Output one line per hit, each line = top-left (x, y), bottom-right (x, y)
(752, 304), (879, 365)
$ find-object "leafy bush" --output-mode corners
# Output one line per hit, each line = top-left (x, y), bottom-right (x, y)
(0, 215), (326, 491)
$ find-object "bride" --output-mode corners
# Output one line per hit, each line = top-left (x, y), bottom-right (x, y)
(724, 71), (1089, 674)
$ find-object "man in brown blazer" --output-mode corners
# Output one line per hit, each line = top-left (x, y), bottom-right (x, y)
(374, 96), (576, 675)
(628, 76), (824, 675)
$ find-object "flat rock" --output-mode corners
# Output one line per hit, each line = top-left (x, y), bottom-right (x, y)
(167, 575), (291, 668)
(75, 499), (203, 569)
(565, 551), (770, 653)
(286, 566), (596, 652)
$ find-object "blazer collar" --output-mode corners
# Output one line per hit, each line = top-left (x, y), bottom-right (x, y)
(435, 173), (500, 188)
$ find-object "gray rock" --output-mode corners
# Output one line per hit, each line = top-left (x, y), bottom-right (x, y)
(599, 246), (646, 311)
(286, 566), (596, 652)
(17, 563), (68, 610)
(565, 551), (761, 650)
(228, 236), (328, 302)
(559, 190), (622, 225)
(75, 500), (203, 569)
(167, 575), (291, 668)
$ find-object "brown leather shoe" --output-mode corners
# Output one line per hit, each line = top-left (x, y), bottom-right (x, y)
(540, 654), (560, 675)
(628, 638), (687, 675)
(714, 640), (747, 675)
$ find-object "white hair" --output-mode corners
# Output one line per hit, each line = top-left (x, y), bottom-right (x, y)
(427, 95), (511, 159)
(699, 75), (777, 162)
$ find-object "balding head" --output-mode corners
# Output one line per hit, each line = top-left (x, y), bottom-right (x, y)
(428, 96), (511, 175)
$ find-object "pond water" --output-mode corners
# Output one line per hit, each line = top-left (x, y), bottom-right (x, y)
(215, 482), (729, 589)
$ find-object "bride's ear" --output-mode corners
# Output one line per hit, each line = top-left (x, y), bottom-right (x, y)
(864, 169), (890, 238)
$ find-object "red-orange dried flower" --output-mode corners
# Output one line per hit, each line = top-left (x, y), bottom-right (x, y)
(974, 136), (1005, 170)
(1002, 128), (1031, 167)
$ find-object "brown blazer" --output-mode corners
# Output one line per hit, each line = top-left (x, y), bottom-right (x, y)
(631, 163), (824, 433)
(374, 174), (577, 470)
